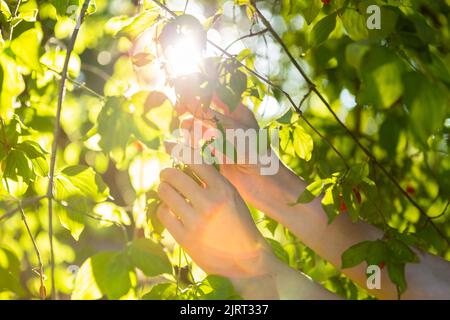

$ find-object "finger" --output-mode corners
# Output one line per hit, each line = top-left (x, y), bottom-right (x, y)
(180, 118), (211, 148)
(212, 94), (258, 128)
(160, 167), (205, 203)
(157, 204), (186, 242)
(175, 97), (202, 117)
(164, 141), (222, 188)
(157, 182), (195, 225)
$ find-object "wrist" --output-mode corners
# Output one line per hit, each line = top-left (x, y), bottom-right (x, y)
(229, 251), (281, 300)
(256, 162), (305, 219)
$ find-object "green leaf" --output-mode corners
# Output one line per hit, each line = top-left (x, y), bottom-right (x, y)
(118, 10), (159, 40)
(217, 84), (240, 112)
(4, 150), (33, 182)
(18, 9), (38, 22)
(0, 54), (25, 117)
(199, 275), (239, 300)
(404, 72), (447, 143)
(345, 42), (370, 70)
(10, 28), (43, 71)
(293, 125), (313, 161)
(230, 69), (247, 99)
(93, 202), (131, 227)
(299, 0), (322, 25)
(97, 97), (133, 156)
(309, 13), (337, 47)
(387, 239), (418, 264)
(266, 238), (289, 264)
(15, 141), (47, 159)
(341, 185), (360, 222)
(296, 180), (323, 204)
(52, 0), (79, 17)
(366, 240), (388, 265)
(127, 239), (172, 277)
(358, 47), (405, 108)
(0, 0), (11, 19)
(0, 267), (24, 295)
(61, 165), (109, 202)
(0, 248), (24, 296)
(142, 283), (178, 300)
(56, 199), (85, 241)
(379, 116), (401, 158)
(92, 251), (132, 299)
(367, 6), (399, 40)
(73, 251), (132, 300)
(72, 254), (103, 300)
(387, 263), (407, 296)
(341, 241), (371, 269)
(31, 157), (49, 177)
(341, 9), (369, 41)
(321, 186), (340, 223)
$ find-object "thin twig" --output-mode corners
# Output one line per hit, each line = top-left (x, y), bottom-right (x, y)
(430, 200), (450, 220)
(81, 63), (111, 82)
(46, 0), (92, 300)
(53, 199), (129, 242)
(0, 196), (46, 223)
(41, 63), (105, 100)
(9, 0), (22, 40)
(19, 204), (45, 299)
(183, 0), (189, 14)
(251, 2), (449, 246)
(223, 28), (269, 52)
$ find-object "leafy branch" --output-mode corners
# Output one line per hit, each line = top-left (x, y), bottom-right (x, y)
(46, 0), (92, 300)
(250, 2), (449, 246)
(150, 0), (349, 168)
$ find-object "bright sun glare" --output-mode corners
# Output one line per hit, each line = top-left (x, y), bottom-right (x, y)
(164, 31), (203, 77)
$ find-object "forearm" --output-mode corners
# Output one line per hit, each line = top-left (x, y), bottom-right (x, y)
(230, 253), (339, 300)
(249, 163), (450, 299)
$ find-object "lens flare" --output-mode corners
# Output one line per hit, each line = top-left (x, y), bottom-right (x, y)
(165, 35), (203, 77)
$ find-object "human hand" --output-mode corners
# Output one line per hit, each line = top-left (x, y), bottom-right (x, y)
(157, 143), (276, 280)
(176, 96), (301, 220)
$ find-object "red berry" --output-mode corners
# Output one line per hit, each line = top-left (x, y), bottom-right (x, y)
(134, 140), (144, 152)
(353, 188), (362, 204)
(321, 0), (331, 5)
(339, 195), (347, 212)
(406, 185), (416, 195)
(379, 261), (385, 269)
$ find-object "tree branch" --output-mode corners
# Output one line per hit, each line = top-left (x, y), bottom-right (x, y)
(251, 2), (449, 246)
(19, 204), (45, 299)
(223, 28), (269, 52)
(46, 0), (92, 300)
